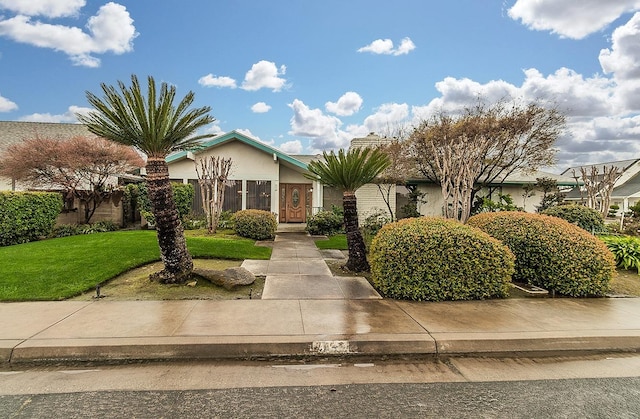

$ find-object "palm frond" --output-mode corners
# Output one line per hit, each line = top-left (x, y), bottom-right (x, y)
(307, 147), (391, 192)
(77, 75), (215, 158)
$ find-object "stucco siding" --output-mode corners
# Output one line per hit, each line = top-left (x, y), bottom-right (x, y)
(501, 185), (541, 212)
(279, 164), (308, 183)
(169, 140), (279, 182)
(416, 184), (445, 217)
(414, 183), (544, 216)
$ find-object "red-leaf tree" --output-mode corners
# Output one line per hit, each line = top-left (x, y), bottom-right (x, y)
(0, 136), (144, 223)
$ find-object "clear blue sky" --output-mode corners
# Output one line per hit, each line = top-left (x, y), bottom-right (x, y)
(1, 0), (639, 169)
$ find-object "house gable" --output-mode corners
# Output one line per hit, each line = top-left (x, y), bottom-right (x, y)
(562, 159), (640, 204)
(166, 130), (308, 172)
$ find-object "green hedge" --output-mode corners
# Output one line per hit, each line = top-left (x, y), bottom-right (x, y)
(137, 182), (194, 225)
(0, 191), (62, 246)
(306, 210), (343, 235)
(541, 204), (605, 233)
(369, 217), (515, 301)
(233, 209), (277, 240)
(468, 212), (615, 297)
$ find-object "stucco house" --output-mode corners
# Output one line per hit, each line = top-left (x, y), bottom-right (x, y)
(167, 130), (325, 223)
(562, 159), (640, 214)
(349, 133), (578, 221)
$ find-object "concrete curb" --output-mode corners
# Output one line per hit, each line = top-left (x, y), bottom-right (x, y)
(5, 332), (640, 364)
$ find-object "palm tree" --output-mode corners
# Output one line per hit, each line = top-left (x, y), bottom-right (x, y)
(307, 147), (391, 272)
(77, 75), (215, 284)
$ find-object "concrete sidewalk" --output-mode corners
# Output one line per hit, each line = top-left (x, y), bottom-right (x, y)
(1, 232), (640, 364)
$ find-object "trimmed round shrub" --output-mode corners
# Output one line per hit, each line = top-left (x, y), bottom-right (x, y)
(369, 217), (515, 301)
(541, 204), (605, 233)
(467, 212), (615, 297)
(233, 209), (277, 240)
(306, 210), (343, 235)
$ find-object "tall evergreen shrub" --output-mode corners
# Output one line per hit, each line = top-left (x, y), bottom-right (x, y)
(0, 191), (62, 246)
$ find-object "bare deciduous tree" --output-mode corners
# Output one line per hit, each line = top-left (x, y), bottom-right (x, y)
(574, 166), (621, 217)
(407, 100), (564, 222)
(195, 156), (233, 233)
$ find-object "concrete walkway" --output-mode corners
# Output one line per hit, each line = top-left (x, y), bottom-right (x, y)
(1, 232), (640, 364)
(241, 233), (380, 300)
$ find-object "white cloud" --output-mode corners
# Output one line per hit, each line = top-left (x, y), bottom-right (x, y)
(0, 93), (17, 112)
(358, 38), (394, 54)
(508, 0), (640, 39)
(198, 74), (237, 88)
(599, 12), (640, 110)
(69, 105), (94, 119)
(0, 0), (85, 18)
(410, 76), (520, 120)
(363, 103), (410, 134)
(357, 37), (416, 55)
(251, 102), (271, 113)
(278, 140), (303, 154)
(600, 13), (640, 80)
(235, 128), (256, 138)
(325, 91), (363, 116)
(395, 37), (416, 55)
(555, 114), (640, 166)
(19, 105), (91, 123)
(0, 2), (137, 67)
(241, 60), (287, 92)
(521, 68), (617, 117)
(288, 99), (349, 150)
(287, 99), (411, 152)
(204, 123), (224, 136)
(405, 66), (640, 167)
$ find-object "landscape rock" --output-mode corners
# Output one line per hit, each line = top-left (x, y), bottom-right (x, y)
(193, 266), (255, 290)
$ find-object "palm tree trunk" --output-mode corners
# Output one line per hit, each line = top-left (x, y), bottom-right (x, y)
(343, 192), (370, 272)
(146, 157), (193, 283)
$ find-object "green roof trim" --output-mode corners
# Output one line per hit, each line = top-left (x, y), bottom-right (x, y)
(165, 130), (309, 171)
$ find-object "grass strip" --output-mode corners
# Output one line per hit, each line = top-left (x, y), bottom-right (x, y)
(0, 230), (270, 301)
(314, 234), (348, 250)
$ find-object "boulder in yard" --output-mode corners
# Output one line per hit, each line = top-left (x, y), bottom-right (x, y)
(194, 266), (255, 290)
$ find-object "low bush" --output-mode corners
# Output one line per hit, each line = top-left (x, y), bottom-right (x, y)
(233, 209), (277, 240)
(50, 221), (120, 238)
(541, 204), (605, 233)
(0, 191), (62, 246)
(600, 235), (640, 274)
(218, 210), (235, 230)
(89, 220), (119, 232)
(369, 217), (515, 301)
(306, 210), (344, 236)
(468, 212), (615, 297)
(361, 209), (391, 245)
(50, 224), (81, 238)
(182, 213), (207, 230)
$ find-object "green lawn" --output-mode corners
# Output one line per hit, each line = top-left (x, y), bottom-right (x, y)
(0, 230), (271, 301)
(314, 234), (348, 250)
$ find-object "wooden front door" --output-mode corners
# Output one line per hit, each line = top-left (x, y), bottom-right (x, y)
(281, 183), (308, 223)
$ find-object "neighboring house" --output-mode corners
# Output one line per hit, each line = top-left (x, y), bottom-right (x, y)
(166, 130), (324, 223)
(0, 121), (136, 225)
(562, 159), (640, 214)
(0, 121), (96, 191)
(349, 133), (578, 221)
